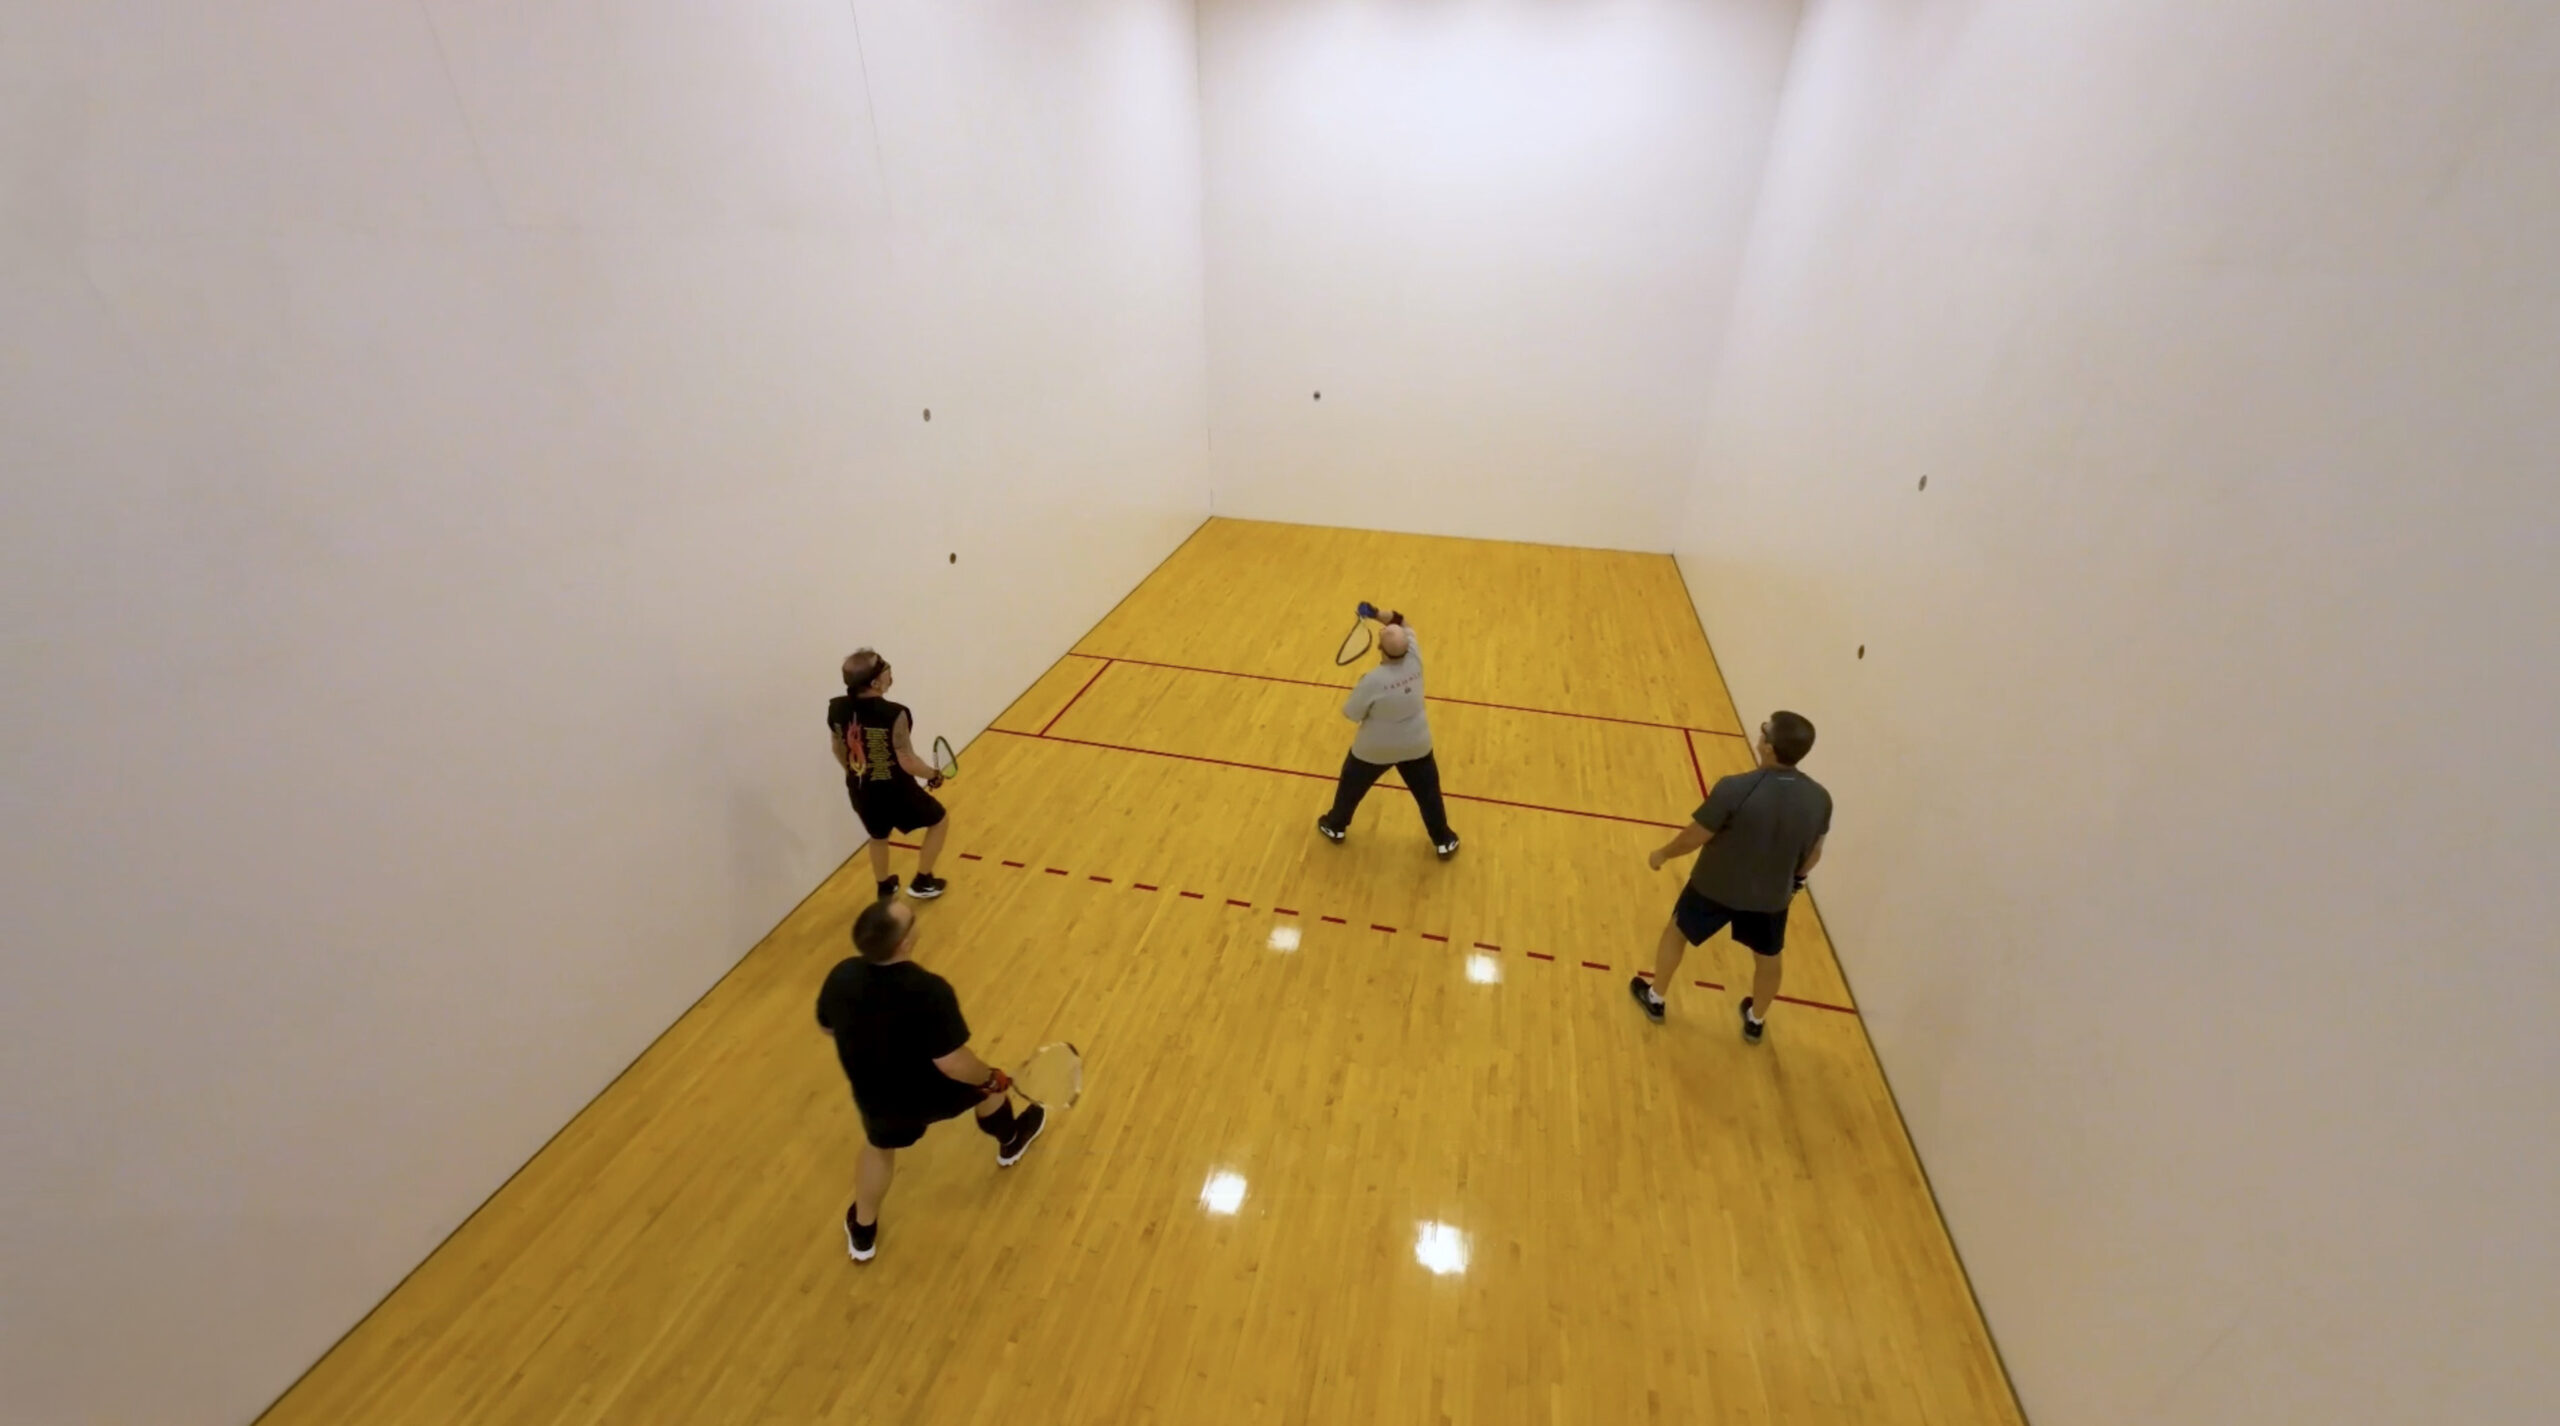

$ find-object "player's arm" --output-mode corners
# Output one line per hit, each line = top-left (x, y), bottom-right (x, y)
(1794, 835), (1825, 892)
(830, 724), (855, 774)
(890, 712), (937, 780)
(931, 1043), (1011, 1097)
(1647, 820), (1713, 871)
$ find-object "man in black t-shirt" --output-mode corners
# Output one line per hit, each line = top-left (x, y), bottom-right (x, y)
(1630, 710), (1832, 1043)
(829, 648), (951, 901)
(816, 898), (1047, 1262)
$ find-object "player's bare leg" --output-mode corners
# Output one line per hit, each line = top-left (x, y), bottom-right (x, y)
(1744, 952), (1784, 1042)
(917, 817), (949, 878)
(1631, 918), (1685, 1022)
(866, 838), (893, 883)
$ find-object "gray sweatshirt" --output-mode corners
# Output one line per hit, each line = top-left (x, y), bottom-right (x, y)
(1343, 634), (1431, 764)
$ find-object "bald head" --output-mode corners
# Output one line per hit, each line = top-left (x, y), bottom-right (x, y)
(1378, 624), (1411, 659)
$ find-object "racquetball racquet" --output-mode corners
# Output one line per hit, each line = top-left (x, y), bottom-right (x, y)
(930, 735), (958, 784)
(1334, 602), (1380, 665)
(1012, 1041), (1082, 1109)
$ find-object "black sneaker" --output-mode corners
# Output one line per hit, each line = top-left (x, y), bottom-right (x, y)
(1740, 997), (1766, 1045)
(907, 873), (947, 900)
(875, 876), (899, 901)
(1433, 833), (1461, 859)
(1315, 818), (1346, 844)
(844, 1204), (878, 1262)
(1629, 975), (1664, 1023)
(996, 1103), (1047, 1166)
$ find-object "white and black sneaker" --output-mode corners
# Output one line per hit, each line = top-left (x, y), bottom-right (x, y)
(844, 1204), (878, 1262)
(1629, 975), (1665, 1023)
(907, 873), (947, 900)
(875, 876), (899, 901)
(1433, 833), (1461, 859)
(1315, 818), (1347, 844)
(996, 1104), (1048, 1167)
(1739, 997), (1766, 1045)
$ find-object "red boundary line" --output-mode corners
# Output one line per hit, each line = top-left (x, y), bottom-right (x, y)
(988, 728), (1681, 830)
(1086, 652), (1746, 739)
(1683, 729), (1708, 802)
(1037, 658), (1115, 737)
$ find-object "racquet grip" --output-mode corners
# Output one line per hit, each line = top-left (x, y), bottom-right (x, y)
(978, 1069), (1013, 1098)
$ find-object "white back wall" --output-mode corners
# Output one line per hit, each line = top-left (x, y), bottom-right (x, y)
(0, 3), (1206, 1422)
(1198, 0), (1800, 548)
(1679, 2), (2560, 1422)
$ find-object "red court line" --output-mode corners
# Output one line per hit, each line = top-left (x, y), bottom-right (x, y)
(1321, 915), (1348, 925)
(1775, 994), (1860, 1016)
(959, 852), (984, 861)
(990, 728), (1682, 830)
(1088, 652), (1745, 738)
(1371, 924), (1397, 933)
(1037, 658), (1115, 737)
(1683, 729), (1708, 802)
(1525, 951), (1556, 962)
(1001, 860), (1026, 869)
(1044, 867), (1069, 876)
(1580, 960), (1611, 971)
(1226, 898), (1253, 908)
(1088, 875), (1113, 884)
(1692, 979), (1728, 991)
(1133, 882), (1160, 892)
(1473, 941), (1501, 951)
(1419, 933), (1449, 943)
(1274, 906), (1299, 916)
(1179, 891), (1206, 900)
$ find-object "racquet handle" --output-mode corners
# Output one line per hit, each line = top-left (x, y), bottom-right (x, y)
(979, 1069), (1013, 1098)
(1356, 601), (1378, 620)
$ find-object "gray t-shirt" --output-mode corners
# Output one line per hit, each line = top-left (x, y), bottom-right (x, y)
(1343, 635), (1431, 764)
(1686, 767), (1832, 914)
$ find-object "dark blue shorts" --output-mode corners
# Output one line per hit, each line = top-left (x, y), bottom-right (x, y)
(1672, 885), (1788, 956)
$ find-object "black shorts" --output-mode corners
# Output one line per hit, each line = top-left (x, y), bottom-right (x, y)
(848, 777), (946, 839)
(1672, 885), (1788, 956)
(858, 1075), (985, 1150)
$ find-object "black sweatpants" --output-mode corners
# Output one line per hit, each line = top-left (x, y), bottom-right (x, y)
(1322, 750), (1454, 843)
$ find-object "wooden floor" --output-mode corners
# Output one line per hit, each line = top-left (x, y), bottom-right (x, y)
(260, 519), (2020, 1426)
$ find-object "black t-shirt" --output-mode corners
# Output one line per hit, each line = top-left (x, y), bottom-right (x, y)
(1687, 767), (1833, 913)
(828, 694), (917, 790)
(815, 957), (971, 1117)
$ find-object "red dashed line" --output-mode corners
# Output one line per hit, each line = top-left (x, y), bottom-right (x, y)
(849, 846), (1857, 1015)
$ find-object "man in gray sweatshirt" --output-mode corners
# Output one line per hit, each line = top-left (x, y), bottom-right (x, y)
(1315, 611), (1460, 858)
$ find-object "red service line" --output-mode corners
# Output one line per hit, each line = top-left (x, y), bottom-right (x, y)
(988, 728), (1682, 830)
(1079, 652), (1746, 739)
(1682, 729), (1709, 802)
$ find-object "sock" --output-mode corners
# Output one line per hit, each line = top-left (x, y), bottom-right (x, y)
(1644, 984), (1665, 1005)
(1746, 1000), (1764, 1025)
(975, 1102), (1017, 1139)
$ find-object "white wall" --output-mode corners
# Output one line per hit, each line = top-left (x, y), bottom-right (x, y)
(0, 3), (1206, 1421)
(1679, 3), (2560, 1422)
(1198, 0), (1799, 549)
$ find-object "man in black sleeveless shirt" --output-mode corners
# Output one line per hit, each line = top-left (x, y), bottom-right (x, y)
(829, 649), (951, 900)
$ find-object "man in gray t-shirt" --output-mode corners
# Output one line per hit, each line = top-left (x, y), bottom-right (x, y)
(1314, 610), (1460, 858)
(1630, 710), (1831, 1043)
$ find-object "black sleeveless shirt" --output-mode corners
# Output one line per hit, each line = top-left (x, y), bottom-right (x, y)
(828, 694), (917, 790)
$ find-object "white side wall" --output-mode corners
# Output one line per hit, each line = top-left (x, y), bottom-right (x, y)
(1678, 3), (2560, 1421)
(0, 3), (1207, 1422)
(1197, 0), (1800, 549)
